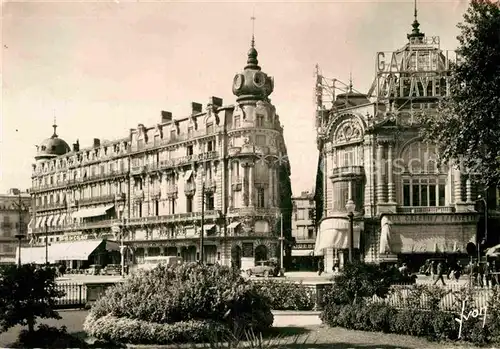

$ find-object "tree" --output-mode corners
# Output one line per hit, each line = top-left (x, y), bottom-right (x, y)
(0, 264), (65, 334)
(420, 0), (500, 188)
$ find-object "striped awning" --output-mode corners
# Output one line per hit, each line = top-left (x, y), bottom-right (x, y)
(72, 204), (114, 219)
(227, 222), (241, 229)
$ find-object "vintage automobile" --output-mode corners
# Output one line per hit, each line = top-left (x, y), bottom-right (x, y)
(246, 260), (280, 277)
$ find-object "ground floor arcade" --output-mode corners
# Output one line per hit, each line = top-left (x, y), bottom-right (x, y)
(315, 212), (478, 272)
(129, 238), (280, 270)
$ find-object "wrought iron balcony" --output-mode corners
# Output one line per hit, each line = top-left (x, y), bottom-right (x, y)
(184, 183), (196, 196)
(396, 206), (456, 214)
(329, 166), (364, 180)
(126, 210), (218, 226)
(79, 195), (116, 206)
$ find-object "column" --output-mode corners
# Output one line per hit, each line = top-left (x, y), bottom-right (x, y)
(274, 167), (279, 206)
(268, 164), (274, 206)
(249, 164), (254, 207)
(348, 181), (353, 200)
(229, 162), (234, 208)
(376, 143), (385, 203)
(242, 164), (248, 207)
(387, 143), (395, 203)
(466, 177), (472, 203)
(454, 167), (463, 203)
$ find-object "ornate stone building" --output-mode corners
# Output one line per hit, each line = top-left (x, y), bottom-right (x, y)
(0, 188), (30, 264)
(314, 15), (485, 271)
(290, 191), (318, 271)
(27, 39), (293, 270)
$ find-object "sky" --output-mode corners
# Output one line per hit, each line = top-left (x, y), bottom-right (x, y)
(0, 0), (469, 195)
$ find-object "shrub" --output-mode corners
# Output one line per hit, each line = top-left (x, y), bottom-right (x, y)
(323, 261), (415, 306)
(0, 264), (65, 334)
(84, 263), (273, 344)
(253, 280), (315, 310)
(10, 324), (89, 348)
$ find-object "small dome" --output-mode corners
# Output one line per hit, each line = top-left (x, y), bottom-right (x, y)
(35, 123), (71, 160)
(232, 36), (274, 103)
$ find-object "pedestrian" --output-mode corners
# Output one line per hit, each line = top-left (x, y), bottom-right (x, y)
(485, 261), (492, 288)
(453, 262), (462, 282)
(478, 262), (485, 288)
(433, 261), (446, 286)
(430, 261), (436, 280)
(317, 258), (324, 276)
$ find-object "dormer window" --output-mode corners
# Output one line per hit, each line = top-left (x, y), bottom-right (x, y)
(170, 129), (176, 140)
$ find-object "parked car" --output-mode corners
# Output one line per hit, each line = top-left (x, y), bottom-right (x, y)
(136, 256), (183, 271)
(246, 260), (280, 277)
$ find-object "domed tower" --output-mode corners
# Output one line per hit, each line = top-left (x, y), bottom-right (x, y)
(35, 121), (71, 162)
(232, 36), (274, 104)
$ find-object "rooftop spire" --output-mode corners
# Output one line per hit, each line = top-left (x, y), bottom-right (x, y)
(246, 12), (259, 68)
(52, 111), (58, 138)
(407, 0), (425, 40)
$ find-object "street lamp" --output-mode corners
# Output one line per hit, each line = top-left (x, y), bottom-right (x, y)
(476, 194), (488, 262)
(200, 180), (205, 265)
(14, 234), (25, 267)
(345, 199), (356, 263)
(45, 222), (49, 265)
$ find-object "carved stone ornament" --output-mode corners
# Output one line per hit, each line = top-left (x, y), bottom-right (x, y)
(334, 121), (362, 143)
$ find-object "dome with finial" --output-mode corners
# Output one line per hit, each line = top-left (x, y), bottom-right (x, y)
(35, 121), (71, 161)
(407, 0), (425, 41)
(232, 35), (274, 103)
(334, 74), (369, 109)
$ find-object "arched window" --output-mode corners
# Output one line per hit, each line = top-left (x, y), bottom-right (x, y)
(400, 141), (448, 207)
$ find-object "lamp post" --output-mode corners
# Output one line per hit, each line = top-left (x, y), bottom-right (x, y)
(345, 200), (356, 263)
(280, 212), (284, 271)
(476, 194), (488, 263)
(15, 234), (24, 267)
(45, 222), (49, 265)
(200, 180), (205, 264)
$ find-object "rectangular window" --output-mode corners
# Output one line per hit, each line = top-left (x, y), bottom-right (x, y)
(439, 184), (446, 206)
(207, 141), (214, 152)
(308, 227), (315, 239)
(186, 196), (193, 213)
(429, 185), (437, 206)
(333, 181), (349, 211)
(206, 123), (214, 134)
(138, 204), (142, 218)
(170, 129), (176, 140)
(188, 126), (194, 137)
(412, 183), (420, 206)
(256, 188), (265, 208)
(187, 145), (193, 156)
(155, 200), (159, 216)
(154, 135), (160, 146)
(206, 193), (215, 210)
(171, 199), (176, 215)
(256, 135), (266, 146)
(234, 116), (241, 128)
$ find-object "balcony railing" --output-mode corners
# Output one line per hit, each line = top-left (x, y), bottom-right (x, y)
(126, 210), (218, 226)
(33, 219), (119, 233)
(78, 195), (116, 206)
(133, 190), (144, 201)
(329, 166), (364, 179)
(31, 170), (129, 193)
(228, 207), (280, 217)
(36, 202), (67, 211)
(396, 206), (456, 214)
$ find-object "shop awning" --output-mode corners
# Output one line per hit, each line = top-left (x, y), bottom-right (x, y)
(203, 224), (216, 231)
(184, 170), (193, 180)
(39, 216), (48, 228)
(292, 249), (314, 257)
(16, 246), (54, 264)
(73, 204), (114, 219)
(314, 217), (361, 255)
(227, 222), (241, 229)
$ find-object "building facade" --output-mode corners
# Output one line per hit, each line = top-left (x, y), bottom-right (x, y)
(314, 16), (490, 272)
(0, 188), (30, 264)
(28, 39), (293, 270)
(290, 191), (318, 271)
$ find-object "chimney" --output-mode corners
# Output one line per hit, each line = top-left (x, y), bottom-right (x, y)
(73, 140), (80, 152)
(93, 138), (101, 147)
(161, 111), (172, 123)
(191, 102), (202, 114)
(208, 96), (223, 107)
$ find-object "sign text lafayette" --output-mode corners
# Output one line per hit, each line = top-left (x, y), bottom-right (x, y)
(387, 214), (477, 224)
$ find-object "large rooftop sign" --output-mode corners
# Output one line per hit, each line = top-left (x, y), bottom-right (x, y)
(373, 36), (460, 101)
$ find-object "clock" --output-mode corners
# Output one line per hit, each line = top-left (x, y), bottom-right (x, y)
(253, 72), (265, 87)
(233, 74), (244, 90)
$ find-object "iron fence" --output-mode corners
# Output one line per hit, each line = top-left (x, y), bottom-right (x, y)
(373, 283), (492, 312)
(54, 283), (87, 309)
